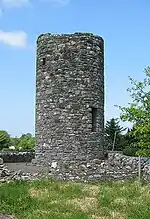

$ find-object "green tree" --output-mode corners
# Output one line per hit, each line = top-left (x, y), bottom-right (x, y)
(118, 67), (150, 157)
(17, 133), (35, 151)
(10, 137), (20, 147)
(20, 133), (32, 140)
(0, 130), (11, 150)
(121, 128), (139, 156)
(105, 118), (126, 151)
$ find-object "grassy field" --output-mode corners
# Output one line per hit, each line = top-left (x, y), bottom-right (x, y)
(0, 179), (150, 219)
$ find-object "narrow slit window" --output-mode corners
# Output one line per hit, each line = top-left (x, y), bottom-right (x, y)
(92, 107), (97, 132)
(42, 57), (46, 65)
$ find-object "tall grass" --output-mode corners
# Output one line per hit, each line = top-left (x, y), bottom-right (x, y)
(0, 179), (149, 219)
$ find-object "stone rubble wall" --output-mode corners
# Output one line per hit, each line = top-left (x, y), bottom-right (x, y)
(46, 152), (149, 182)
(0, 157), (46, 182)
(0, 151), (35, 163)
(0, 153), (149, 183)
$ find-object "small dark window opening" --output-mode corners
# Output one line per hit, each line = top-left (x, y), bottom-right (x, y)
(92, 107), (97, 132)
(42, 58), (46, 65)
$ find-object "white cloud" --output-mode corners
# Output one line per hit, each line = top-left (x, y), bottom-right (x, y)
(2, 0), (29, 8)
(0, 30), (27, 48)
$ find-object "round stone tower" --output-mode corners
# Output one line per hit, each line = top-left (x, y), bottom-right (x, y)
(35, 32), (104, 175)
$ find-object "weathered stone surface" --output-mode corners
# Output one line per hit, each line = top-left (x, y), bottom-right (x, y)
(35, 32), (105, 169)
(0, 157), (3, 165)
(0, 163), (48, 183)
(0, 151), (35, 163)
(0, 153), (149, 183)
(0, 214), (14, 219)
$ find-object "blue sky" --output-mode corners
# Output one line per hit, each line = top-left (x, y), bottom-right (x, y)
(0, 0), (150, 137)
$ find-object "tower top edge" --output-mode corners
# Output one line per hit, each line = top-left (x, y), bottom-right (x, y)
(37, 32), (104, 43)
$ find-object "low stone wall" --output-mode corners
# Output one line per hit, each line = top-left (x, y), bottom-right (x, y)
(33, 152), (150, 182)
(0, 152), (149, 182)
(107, 152), (150, 181)
(0, 151), (35, 163)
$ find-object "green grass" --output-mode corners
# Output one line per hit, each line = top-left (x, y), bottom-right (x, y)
(0, 179), (150, 219)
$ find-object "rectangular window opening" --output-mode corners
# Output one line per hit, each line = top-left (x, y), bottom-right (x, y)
(92, 107), (97, 132)
(42, 57), (46, 65)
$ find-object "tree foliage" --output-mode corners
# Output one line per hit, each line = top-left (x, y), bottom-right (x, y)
(10, 137), (20, 148)
(0, 132), (35, 151)
(121, 128), (139, 156)
(118, 67), (150, 157)
(0, 130), (11, 150)
(17, 133), (35, 150)
(104, 118), (126, 151)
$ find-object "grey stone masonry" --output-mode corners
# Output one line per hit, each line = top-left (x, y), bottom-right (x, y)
(1, 153), (149, 183)
(0, 151), (35, 163)
(35, 32), (104, 166)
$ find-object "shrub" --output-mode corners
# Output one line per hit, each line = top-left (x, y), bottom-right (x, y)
(123, 146), (139, 157)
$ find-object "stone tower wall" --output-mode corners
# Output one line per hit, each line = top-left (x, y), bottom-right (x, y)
(35, 33), (104, 166)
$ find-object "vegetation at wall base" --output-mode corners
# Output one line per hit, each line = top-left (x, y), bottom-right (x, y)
(0, 179), (150, 219)
(123, 146), (139, 157)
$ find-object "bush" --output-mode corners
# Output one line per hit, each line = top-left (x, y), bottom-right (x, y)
(2, 148), (14, 152)
(123, 146), (139, 157)
(0, 130), (11, 150)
